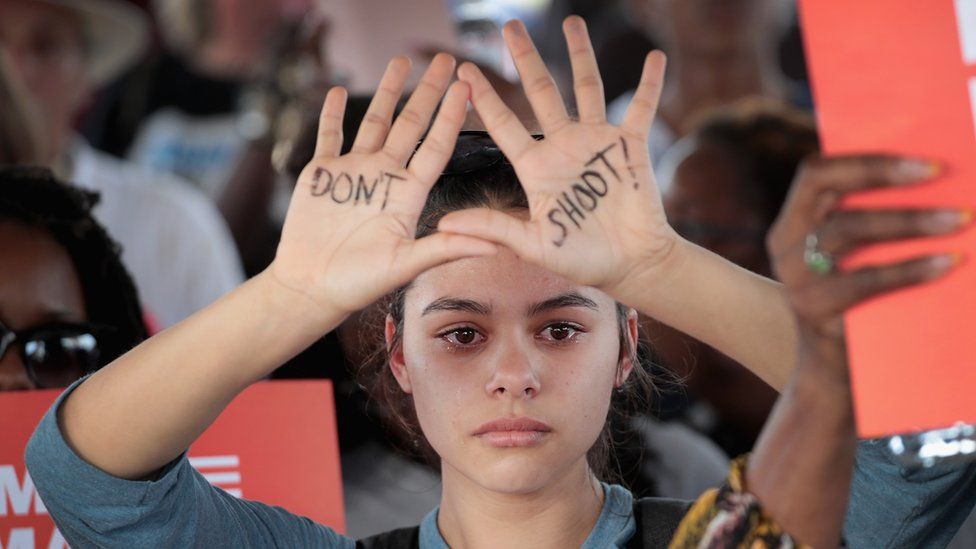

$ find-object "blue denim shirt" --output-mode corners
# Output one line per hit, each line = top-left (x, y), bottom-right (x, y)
(25, 379), (976, 548)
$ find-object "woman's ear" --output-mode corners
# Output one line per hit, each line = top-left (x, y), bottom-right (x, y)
(385, 314), (412, 393)
(616, 308), (640, 387)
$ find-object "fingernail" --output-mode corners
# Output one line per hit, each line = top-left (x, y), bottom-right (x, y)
(896, 158), (941, 182)
(928, 253), (963, 271)
(566, 15), (585, 31)
(928, 209), (973, 230)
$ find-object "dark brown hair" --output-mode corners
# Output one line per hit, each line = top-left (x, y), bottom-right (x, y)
(688, 98), (820, 226)
(356, 159), (657, 481)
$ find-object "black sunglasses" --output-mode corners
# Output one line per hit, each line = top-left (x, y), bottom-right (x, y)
(0, 320), (109, 388)
(437, 130), (544, 176)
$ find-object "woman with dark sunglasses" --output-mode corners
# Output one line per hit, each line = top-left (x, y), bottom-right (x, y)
(0, 167), (148, 391)
(25, 16), (967, 548)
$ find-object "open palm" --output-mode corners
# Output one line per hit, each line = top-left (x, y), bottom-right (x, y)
(438, 17), (675, 295)
(272, 54), (496, 316)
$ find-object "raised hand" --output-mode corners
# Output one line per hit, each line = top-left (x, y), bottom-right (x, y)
(768, 155), (966, 369)
(271, 54), (497, 317)
(747, 155), (966, 546)
(437, 16), (674, 301)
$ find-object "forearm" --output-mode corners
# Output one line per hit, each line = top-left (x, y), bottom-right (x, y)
(746, 355), (856, 547)
(625, 237), (797, 391)
(60, 269), (345, 480)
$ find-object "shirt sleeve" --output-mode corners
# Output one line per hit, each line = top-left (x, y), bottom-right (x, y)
(843, 438), (976, 548)
(667, 456), (802, 549)
(24, 378), (354, 549)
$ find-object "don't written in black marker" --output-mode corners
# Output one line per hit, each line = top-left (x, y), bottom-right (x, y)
(309, 167), (405, 210)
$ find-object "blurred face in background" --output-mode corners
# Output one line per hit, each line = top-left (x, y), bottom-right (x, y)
(0, 0), (91, 160)
(0, 221), (87, 391)
(663, 140), (769, 275)
(632, 0), (786, 55)
(657, 139), (778, 442)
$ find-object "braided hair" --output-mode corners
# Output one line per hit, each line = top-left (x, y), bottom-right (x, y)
(0, 167), (148, 367)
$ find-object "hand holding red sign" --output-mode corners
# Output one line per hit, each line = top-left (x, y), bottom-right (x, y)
(800, 0), (976, 437)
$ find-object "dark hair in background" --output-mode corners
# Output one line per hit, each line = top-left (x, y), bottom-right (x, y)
(689, 99), (820, 227)
(0, 167), (149, 366)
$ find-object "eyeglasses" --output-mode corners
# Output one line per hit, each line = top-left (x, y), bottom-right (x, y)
(0, 320), (107, 388)
(439, 130), (544, 176)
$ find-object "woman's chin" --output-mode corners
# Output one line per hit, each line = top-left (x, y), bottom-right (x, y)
(467, 453), (567, 495)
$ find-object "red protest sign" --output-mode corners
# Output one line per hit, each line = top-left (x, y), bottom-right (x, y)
(1, 380), (344, 548)
(800, 0), (976, 437)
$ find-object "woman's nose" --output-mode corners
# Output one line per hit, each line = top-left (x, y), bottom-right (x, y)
(484, 336), (542, 399)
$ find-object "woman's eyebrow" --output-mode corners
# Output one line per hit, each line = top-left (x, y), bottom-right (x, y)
(421, 297), (491, 317)
(527, 292), (599, 316)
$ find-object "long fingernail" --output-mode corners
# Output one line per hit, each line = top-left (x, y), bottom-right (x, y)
(896, 159), (941, 182)
(928, 209), (973, 231)
(928, 253), (964, 272)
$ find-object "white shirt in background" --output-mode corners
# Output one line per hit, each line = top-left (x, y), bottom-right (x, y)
(70, 139), (244, 328)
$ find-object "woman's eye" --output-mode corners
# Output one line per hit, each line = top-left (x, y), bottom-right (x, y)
(442, 328), (484, 346)
(540, 324), (581, 342)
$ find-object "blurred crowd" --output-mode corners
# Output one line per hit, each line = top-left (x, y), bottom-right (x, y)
(1, 0), (971, 543)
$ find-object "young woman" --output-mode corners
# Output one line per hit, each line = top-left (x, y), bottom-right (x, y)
(26, 17), (963, 547)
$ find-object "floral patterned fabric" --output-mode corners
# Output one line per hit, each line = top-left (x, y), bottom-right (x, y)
(669, 456), (805, 549)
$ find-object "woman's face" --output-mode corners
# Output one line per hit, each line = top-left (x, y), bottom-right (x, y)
(0, 221), (86, 390)
(388, 245), (636, 494)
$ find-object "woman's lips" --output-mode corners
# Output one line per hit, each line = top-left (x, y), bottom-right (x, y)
(473, 418), (552, 448)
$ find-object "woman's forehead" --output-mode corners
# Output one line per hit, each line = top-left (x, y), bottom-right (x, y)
(406, 249), (613, 316)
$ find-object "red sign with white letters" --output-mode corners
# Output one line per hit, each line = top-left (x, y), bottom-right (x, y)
(0, 380), (344, 548)
(800, 0), (976, 436)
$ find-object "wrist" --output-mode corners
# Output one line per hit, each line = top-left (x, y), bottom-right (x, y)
(786, 354), (854, 418)
(256, 267), (350, 335)
(605, 230), (687, 308)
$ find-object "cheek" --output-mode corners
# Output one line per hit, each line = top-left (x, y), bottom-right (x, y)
(555, 351), (618, 440)
(399, 339), (480, 448)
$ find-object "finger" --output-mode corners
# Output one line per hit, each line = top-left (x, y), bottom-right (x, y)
(400, 232), (499, 277)
(437, 207), (540, 258)
(791, 254), (960, 324)
(408, 81), (470, 184)
(457, 62), (536, 163)
(313, 86), (348, 158)
(620, 51), (666, 140)
(562, 16), (605, 124)
(817, 209), (972, 255)
(384, 53), (457, 164)
(502, 19), (570, 135)
(351, 56), (412, 154)
(781, 155), (941, 232)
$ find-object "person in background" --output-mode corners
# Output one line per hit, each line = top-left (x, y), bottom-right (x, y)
(608, 0), (808, 185)
(652, 99), (817, 455)
(0, 167), (148, 391)
(656, 100), (976, 547)
(84, 0), (327, 273)
(0, 0), (244, 329)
